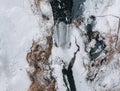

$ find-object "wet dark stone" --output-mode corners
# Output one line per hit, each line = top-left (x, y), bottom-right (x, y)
(100, 57), (107, 65)
(50, 0), (73, 24)
(86, 24), (93, 34)
(86, 15), (96, 41)
(62, 67), (76, 91)
(89, 40), (106, 60)
(89, 72), (98, 82)
(62, 68), (70, 91)
(42, 14), (49, 20)
(62, 68), (67, 74)
(89, 15), (96, 21)
(90, 50), (101, 60)
(67, 67), (76, 91)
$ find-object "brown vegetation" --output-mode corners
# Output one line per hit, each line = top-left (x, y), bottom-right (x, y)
(72, 16), (84, 27)
(26, 35), (56, 91)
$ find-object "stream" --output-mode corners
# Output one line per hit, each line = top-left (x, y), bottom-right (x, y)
(62, 39), (80, 91)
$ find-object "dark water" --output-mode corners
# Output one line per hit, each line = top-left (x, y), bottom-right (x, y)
(50, 0), (73, 24)
(72, 0), (86, 20)
(62, 67), (76, 91)
(62, 40), (80, 91)
(50, 0), (86, 24)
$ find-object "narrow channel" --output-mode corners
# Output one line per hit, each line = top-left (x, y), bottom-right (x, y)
(50, 0), (84, 90)
(62, 39), (80, 91)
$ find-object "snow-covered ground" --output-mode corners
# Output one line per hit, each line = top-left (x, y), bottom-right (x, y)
(1, 0), (120, 91)
(51, 0), (120, 91)
(0, 0), (41, 91)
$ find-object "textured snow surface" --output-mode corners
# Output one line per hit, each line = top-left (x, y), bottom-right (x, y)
(52, 0), (120, 91)
(0, 0), (40, 91)
(1, 0), (120, 91)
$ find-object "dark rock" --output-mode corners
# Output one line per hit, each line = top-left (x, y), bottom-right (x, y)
(50, 0), (73, 24)
(89, 40), (106, 60)
(86, 15), (97, 41)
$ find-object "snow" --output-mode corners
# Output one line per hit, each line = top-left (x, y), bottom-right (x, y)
(51, 58), (67, 91)
(51, 0), (120, 91)
(82, 0), (120, 90)
(51, 24), (93, 91)
(0, 0), (41, 91)
(71, 27), (93, 91)
(1, 0), (120, 91)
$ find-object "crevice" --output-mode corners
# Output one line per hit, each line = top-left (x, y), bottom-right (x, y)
(62, 38), (80, 91)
